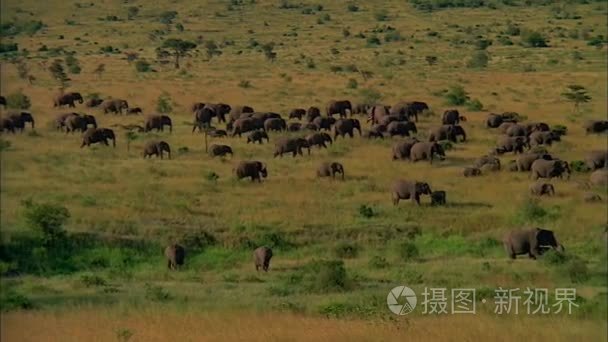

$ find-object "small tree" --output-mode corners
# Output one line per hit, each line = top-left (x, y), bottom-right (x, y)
(22, 200), (69, 247)
(425, 56), (438, 66)
(93, 63), (105, 79)
(156, 92), (173, 113)
(6, 90), (32, 109)
(204, 40), (222, 60)
(48, 59), (70, 90)
(444, 85), (470, 106)
(160, 39), (196, 69)
(261, 43), (276, 61)
(561, 85), (591, 113)
(126, 131), (138, 151)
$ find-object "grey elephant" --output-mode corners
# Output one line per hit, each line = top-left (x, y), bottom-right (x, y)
(498, 122), (516, 134)
(306, 132), (333, 149)
(486, 112), (518, 128)
(85, 98), (104, 108)
(505, 124), (528, 137)
(590, 169), (608, 186)
(463, 167), (482, 177)
(253, 246), (273, 272)
(229, 105), (255, 122)
(410, 142), (446, 164)
(317, 162), (345, 180)
(208, 129), (227, 138)
(368, 105), (390, 124)
(231, 117), (263, 137)
(529, 131), (558, 146)
(503, 228), (564, 259)
(530, 159), (570, 180)
(516, 153), (553, 172)
(334, 118), (361, 139)
(235, 161), (267, 182)
(353, 103), (370, 115)
(430, 190), (446, 206)
(529, 182), (555, 196)
(326, 100), (352, 118)
(391, 179), (432, 205)
(442, 109), (461, 125)
(390, 101), (428, 122)
(304, 122), (319, 131)
(101, 99), (129, 114)
(6, 112), (35, 132)
(126, 107), (143, 115)
(208, 103), (231, 123)
(387, 121), (417, 137)
(392, 138), (420, 160)
(253, 112), (282, 122)
(306, 106), (321, 122)
(288, 122), (302, 132)
(428, 125), (466, 143)
(191, 102), (206, 113)
(145, 114), (172, 132)
(583, 120), (608, 134)
(1, 118), (15, 133)
(585, 150), (607, 170)
(247, 130), (269, 144)
(274, 137), (310, 157)
(81, 127), (116, 147)
(495, 136), (527, 154)
(165, 244), (185, 270)
(289, 108), (306, 120)
(209, 144), (233, 157)
(525, 122), (550, 133)
(473, 155), (501, 170)
(143, 140), (171, 159)
(53, 92), (83, 108)
(192, 106), (215, 132)
(312, 116), (336, 131)
(65, 114), (97, 133)
(264, 118), (287, 132)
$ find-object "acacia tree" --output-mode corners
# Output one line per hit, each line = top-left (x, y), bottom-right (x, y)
(561, 84), (591, 113)
(161, 39), (196, 69)
(48, 59), (70, 90)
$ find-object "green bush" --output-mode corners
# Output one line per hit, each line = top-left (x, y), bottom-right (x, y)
(135, 60), (151, 72)
(333, 242), (359, 259)
(542, 249), (568, 265)
(347, 4), (359, 12)
(22, 200), (69, 246)
(238, 80), (251, 88)
(570, 160), (590, 173)
(366, 35), (381, 46)
(466, 99), (484, 111)
(444, 85), (469, 105)
(398, 241), (419, 261)
(309, 260), (348, 292)
(256, 231), (294, 250)
(521, 30), (548, 47)
(346, 78), (358, 89)
(144, 283), (172, 302)
(0, 43), (18, 53)
(467, 51), (489, 68)
(368, 255), (388, 268)
(80, 274), (108, 287)
(0, 140), (12, 151)
(156, 93), (173, 113)
(0, 289), (34, 311)
(358, 204), (376, 218)
(5, 91), (31, 109)
(178, 230), (217, 252)
(384, 30), (403, 42)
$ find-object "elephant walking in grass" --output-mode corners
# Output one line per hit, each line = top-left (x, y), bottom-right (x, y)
(326, 100), (352, 118)
(410, 142), (445, 164)
(247, 130), (269, 144)
(529, 183), (555, 196)
(81, 128), (116, 148)
(53, 92), (83, 108)
(274, 137), (310, 158)
(145, 114), (172, 133)
(253, 246), (273, 272)
(209, 144), (233, 157)
(6, 112), (35, 132)
(585, 150), (607, 170)
(391, 179), (432, 205)
(392, 138), (419, 161)
(235, 161), (267, 182)
(503, 228), (564, 259)
(101, 99), (129, 114)
(306, 132), (332, 149)
(334, 118), (361, 139)
(165, 244), (185, 270)
(143, 140), (171, 159)
(65, 114), (97, 133)
(317, 162), (345, 180)
(530, 159), (570, 180)
(289, 108), (306, 120)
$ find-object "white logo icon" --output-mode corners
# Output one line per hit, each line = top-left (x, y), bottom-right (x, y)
(387, 286), (417, 315)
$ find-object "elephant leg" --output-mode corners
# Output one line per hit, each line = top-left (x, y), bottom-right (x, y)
(392, 195), (399, 206)
(349, 131), (353, 138)
(414, 194), (421, 205)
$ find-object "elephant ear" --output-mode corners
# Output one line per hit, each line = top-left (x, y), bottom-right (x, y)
(536, 229), (556, 247)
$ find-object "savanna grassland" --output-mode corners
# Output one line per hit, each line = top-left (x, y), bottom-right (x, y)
(0, 0), (607, 340)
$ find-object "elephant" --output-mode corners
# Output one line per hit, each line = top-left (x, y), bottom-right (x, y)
(442, 109), (461, 125)
(274, 137), (310, 157)
(334, 118), (361, 139)
(585, 150), (607, 170)
(326, 100), (352, 118)
(247, 130), (269, 144)
(317, 162), (345, 180)
(253, 246), (273, 272)
(392, 138), (420, 161)
(377, 115), (401, 127)
(81, 128), (116, 148)
(502, 228), (564, 259)
(516, 153), (553, 172)
(430, 191), (446, 206)
(386, 121), (417, 137)
(264, 118), (287, 132)
(391, 179), (432, 205)
(0, 96), (5, 107)
(530, 159), (570, 180)
(498, 122), (516, 134)
(306, 106), (321, 122)
(253, 112), (282, 122)
(583, 192), (602, 202)
(126, 107), (143, 115)
(55, 112), (78, 131)
(367, 105), (390, 124)
(101, 99), (129, 114)
(428, 125), (466, 143)
(85, 98), (103, 108)
(312, 116), (335, 131)
(410, 142), (445, 164)
(289, 108), (306, 120)
(506, 124), (528, 137)
(590, 169), (608, 186)
(304, 122), (319, 131)
(65, 114), (97, 133)
(463, 167), (482, 177)
(306, 132), (333, 149)
(1, 118), (15, 133)
(143, 140), (171, 159)
(7, 112), (35, 132)
(208, 129), (227, 138)
(229, 105), (255, 122)
(495, 136), (527, 154)
(235, 161), (267, 182)
(364, 129), (384, 139)
(231, 118), (262, 137)
(529, 131), (558, 146)
(507, 160), (518, 172)
(352, 103), (370, 115)
(583, 120), (608, 134)
(191, 102), (206, 113)
(486, 113), (518, 128)
(529, 182), (555, 196)
(208, 103), (231, 123)
(145, 114), (172, 133)
(390, 101), (427, 122)
(192, 106), (215, 132)
(53, 92), (83, 108)
(473, 155), (501, 170)
(525, 122), (551, 133)
(209, 144), (233, 157)
(165, 244), (185, 270)
(288, 122), (302, 132)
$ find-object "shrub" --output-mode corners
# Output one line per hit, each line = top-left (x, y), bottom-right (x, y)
(568, 258), (589, 283)
(0, 140), (11, 151)
(384, 30), (403, 42)
(238, 80), (251, 88)
(497, 36), (514, 45)
(467, 51), (489, 68)
(22, 200), (69, 246)
(368, 255), (388, 268)
(466, 99), (484, 111)
(398, 241), (419, 261)
(359, 88), (382, 104)
(505, 22), (520, 36)
(347, 4), (359, 12)
(553, 124), (567, 136)
(156, 93), (172, 113)
(135, 60), (151, 72)
(5, 90), (31, 109)
(144, 283), (172, 302)
(80, 274), (107, 287)
(444, 85), (469, 105)
(438, 141), (453, 151)
(346, 78), (358, 89)
(256, 231), (294, 250)
(521, 30), (548, 47)
(0, 290), (34, 311)
(358, 204), (376, 218)
(127, 6), (139, 20)
(334, 242), (359, 258)
(178, 230), (217, 252)
(366, 35), (381, 46)
(0, 43), (18, 53)
(374, 10), (389, 21)
(474, 39), (492, 50)
(542, 249), (568, 265)
(205, 171), (220, 182)
(587, 35), (606, 47)
(159, 11), (178, 25)
(309, 260), (348, 292)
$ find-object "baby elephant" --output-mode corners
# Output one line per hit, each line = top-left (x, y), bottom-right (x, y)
(463, 167), (482, 177)
(247, 130), (269, 144)
(143, 140), (171, 159)
(209, 144), (233, 157)
(430, 191), (446, 206)
(583, 192), (602, 203)
(253, 246), (273, 272)
(165, 244), (185, 270)
(529, 182), (555, 196)
(317, 162), (345, 180)
(503, 228), (564, 259)
(208, 129), (227, 138)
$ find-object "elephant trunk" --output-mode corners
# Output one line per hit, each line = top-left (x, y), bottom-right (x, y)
(112, 137), (116, 147)
(30, 118), (35, 129)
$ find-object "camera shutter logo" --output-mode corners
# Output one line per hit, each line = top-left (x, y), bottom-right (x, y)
(387, 286), (417, 315)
